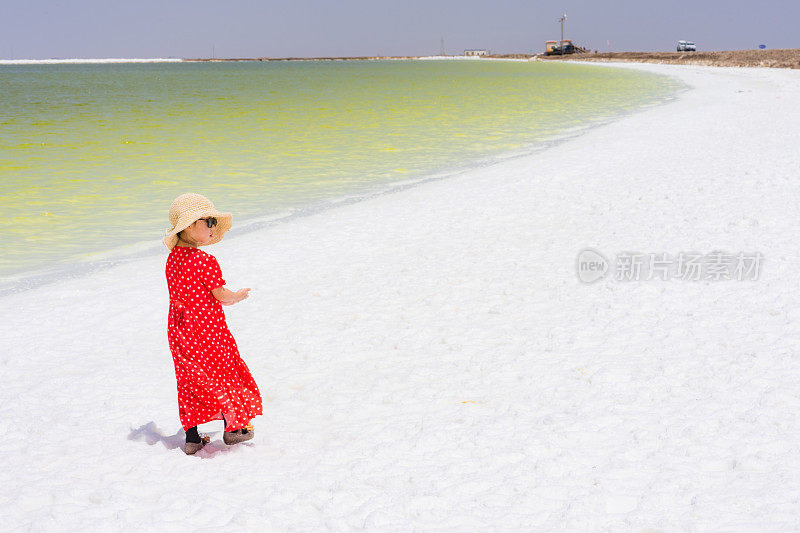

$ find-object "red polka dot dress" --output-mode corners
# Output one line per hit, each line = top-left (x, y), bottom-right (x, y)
(165, 246), (262, 432)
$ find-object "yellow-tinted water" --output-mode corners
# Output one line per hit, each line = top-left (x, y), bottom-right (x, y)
(0, 60), (679, 277)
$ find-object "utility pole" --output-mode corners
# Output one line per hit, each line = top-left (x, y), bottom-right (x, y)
(559, 14), (567, 56)
(440, 36), (445, 56)
(212, 44), (215, 59)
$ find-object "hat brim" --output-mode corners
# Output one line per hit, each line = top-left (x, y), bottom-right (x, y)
(163, 208), (232, 250)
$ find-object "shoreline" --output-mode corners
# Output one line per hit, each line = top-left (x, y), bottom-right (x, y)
(0, 105), (674, 295)
(2, 62), (800, 528)
(2, 48), (799, 68)
(0, 113), (652, 295)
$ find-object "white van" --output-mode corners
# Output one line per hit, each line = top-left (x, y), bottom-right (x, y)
(677, 40), (697, 52)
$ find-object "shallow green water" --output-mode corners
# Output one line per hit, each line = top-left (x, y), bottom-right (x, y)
(0, 59), (679, 277)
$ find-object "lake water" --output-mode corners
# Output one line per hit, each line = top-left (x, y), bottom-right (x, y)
(0, 59), (680, 279)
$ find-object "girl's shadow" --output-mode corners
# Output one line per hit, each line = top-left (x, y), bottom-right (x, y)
(128, 421), (185, 450)
(128, 421), (242, 457)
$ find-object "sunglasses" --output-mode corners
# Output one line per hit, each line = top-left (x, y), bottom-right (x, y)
(199, 217), (218, 228)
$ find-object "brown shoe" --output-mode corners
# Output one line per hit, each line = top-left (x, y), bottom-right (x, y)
(223, 424), (254, 445)
(184, 434), (210, 455)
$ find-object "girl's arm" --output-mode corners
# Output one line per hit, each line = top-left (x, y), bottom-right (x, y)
(211, 286), (251, 305)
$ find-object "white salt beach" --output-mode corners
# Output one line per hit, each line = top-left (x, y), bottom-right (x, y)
(0, 58), (183, 65)
(2, 61), (800, 530)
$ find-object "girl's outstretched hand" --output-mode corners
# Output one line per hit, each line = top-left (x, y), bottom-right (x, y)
(212, 286), (251, 305)
(233, 288), (251, 303)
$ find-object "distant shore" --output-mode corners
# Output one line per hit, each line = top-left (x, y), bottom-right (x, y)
(184, 48), (800, 68)
(185, 49), (800, 69)
(3, 49), (798, 68)
(183, 55), (422, 62)
(183, 49), (800, 69)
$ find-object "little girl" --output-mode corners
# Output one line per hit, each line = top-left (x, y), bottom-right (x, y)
(163, 193), (263, 455)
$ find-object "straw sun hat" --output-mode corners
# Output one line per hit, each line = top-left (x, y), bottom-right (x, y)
(163, 193), (232, 250)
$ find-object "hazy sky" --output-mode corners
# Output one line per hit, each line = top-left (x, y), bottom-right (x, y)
(1, 0), (796, 59)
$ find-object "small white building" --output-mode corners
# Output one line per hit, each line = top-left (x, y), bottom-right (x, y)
(464, 49), (489, 57)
